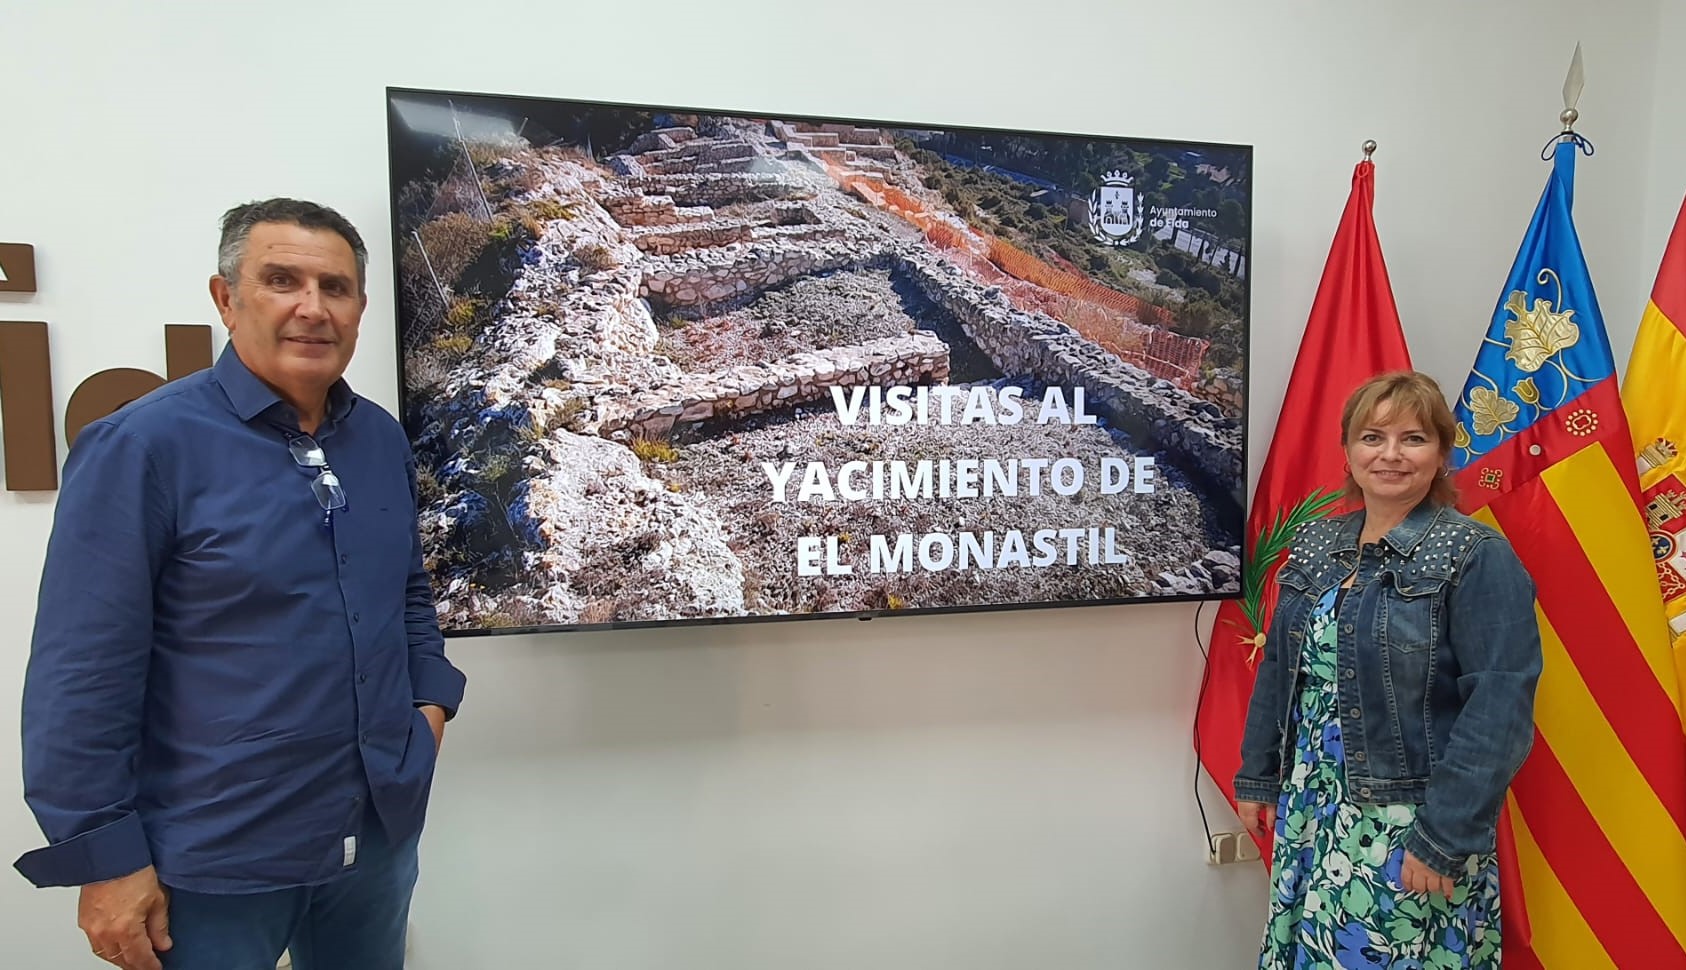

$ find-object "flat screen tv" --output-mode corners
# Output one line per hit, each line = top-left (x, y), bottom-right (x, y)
(386, 86), (1250, 635)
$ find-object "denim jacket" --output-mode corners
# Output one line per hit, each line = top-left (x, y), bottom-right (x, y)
(1233, 500), (1542, 878)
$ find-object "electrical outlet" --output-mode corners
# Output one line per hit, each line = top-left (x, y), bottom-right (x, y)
(1207, 831), (1257, 865)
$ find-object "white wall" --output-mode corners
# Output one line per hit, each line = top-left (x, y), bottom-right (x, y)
(1641, 0), (1686, 311)
(0, 1), (1674, 967)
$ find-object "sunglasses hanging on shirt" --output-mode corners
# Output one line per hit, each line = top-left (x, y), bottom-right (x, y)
(287, 434), (347, 527)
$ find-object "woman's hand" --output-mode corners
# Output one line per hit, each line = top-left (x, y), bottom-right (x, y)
(1402, 850), (1456, 899)
(1238, 800), (1276, 840)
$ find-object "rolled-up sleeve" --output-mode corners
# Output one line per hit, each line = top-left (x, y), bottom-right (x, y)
(15, 422), (170, 887)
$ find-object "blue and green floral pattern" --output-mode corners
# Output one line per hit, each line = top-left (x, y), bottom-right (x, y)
(1259, 586), (1501, 969)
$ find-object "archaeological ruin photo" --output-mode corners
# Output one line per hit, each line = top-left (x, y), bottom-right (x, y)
(386, 88), (1250, 634)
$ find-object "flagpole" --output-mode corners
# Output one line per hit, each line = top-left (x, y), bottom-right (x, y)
(1554, 42), (1585, 148)
(1561, 41), (1584, 123)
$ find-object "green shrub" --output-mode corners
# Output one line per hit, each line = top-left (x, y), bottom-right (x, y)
(416, 212), (497, 287)
(445, 297), (482, 331)
(432, 333), (473, 358)
(629, 435), (678, 464)
(575, 243), (617, 272)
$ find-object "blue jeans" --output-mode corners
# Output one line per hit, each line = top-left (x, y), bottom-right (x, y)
(159, 812), (420, 970)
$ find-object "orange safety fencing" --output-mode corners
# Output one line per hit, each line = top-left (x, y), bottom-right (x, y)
(984, 235), (1174, 330)
(820, 158), (1207, 387)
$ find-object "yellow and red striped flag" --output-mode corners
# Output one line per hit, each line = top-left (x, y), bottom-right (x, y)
(1449, 141), (1686, 968)
(1623, 192), (1686, 684)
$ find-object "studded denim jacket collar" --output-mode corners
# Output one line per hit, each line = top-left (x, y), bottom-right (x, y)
(1283, 500), (1459, 596)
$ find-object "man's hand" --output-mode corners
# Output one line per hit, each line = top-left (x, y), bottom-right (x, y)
(79, 865), (170, 970)
(419, 704), (446, 752)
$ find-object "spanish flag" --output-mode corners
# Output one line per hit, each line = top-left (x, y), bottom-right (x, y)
(1449, 139), (1686, 968)
(1622, 193), (1686, 684)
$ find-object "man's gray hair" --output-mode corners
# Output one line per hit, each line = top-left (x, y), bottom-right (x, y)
(217, 198), (369, 291)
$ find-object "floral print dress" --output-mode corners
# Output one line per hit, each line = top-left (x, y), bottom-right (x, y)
(1258, 585), (1502, 969)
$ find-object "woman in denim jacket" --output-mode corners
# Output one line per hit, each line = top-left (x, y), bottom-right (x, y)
(1235, 371), (1542, 968)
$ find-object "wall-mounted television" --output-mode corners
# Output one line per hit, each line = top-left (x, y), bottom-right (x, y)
(386, 86), (1250, 635)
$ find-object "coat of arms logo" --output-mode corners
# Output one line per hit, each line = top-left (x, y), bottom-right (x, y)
(1089, 170), (1145, 246)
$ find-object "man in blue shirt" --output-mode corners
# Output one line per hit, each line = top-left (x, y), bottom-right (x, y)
(16, 198), (467, 970)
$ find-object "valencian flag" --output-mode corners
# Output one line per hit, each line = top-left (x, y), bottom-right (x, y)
(1448, 138), (1686, 968)
(1194, 159), (1411, 857)
(1622, 192), (1686, 682)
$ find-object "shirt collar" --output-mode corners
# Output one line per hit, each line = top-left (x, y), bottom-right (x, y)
(212, 344), (357, 426)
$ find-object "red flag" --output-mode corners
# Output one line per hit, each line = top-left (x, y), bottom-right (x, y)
(1194, 160), (1411, 859)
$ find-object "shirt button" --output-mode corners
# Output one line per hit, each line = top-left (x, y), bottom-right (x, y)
(358, 673), (368, 684)
(340, 554), (349, 565)
(360, 733), (369, 745)
(1349, 707), (1361, 719)
(1359, 787), (1372, 797)
(1344, 669), (1356, 679)
(1343, 624), (1354, 633)
(352, 612), (360, 624)
(1355, 752), (1367, 761)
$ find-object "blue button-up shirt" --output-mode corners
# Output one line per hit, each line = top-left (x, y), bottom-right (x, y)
(15, 346), (466, 893)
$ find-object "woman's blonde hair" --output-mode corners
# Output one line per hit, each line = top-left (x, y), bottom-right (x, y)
(1339, 370), (1460, 507)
